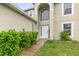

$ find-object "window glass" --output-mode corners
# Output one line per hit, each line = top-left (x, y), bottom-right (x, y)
(41, 9), (49, 20)
(64, 3), (72, 15)
(63, 23), (72, 35)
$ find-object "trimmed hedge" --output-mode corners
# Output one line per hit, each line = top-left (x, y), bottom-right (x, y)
(0, 29), (38, 56)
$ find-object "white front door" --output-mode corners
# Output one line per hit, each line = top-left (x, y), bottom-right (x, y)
(41, 26), (48, 38)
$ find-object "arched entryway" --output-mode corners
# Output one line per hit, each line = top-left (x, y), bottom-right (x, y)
(38, 3), (50, 39)
(38, 3), (50, 20)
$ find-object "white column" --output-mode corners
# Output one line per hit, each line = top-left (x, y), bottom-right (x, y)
(49, 4), (54, 40)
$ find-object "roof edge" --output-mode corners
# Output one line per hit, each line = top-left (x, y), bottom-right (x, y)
(4, 3), (37, 23)
(24, 8), (34, 12)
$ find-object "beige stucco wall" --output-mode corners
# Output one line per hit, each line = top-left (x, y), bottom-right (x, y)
(54, 3), (79, 41)
(33, 3), (79, 41)
(0, 4), (36, 32)
(39, 20), (49, 25)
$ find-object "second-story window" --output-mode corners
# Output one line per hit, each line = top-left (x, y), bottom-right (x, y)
(63, 3), (72, 15)
(41, 9), (49, 20)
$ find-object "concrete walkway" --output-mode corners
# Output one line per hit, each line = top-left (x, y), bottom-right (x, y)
(19, 39), (47, 56)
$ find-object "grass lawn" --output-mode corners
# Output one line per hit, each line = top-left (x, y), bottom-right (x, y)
(34, 40), (79, 56)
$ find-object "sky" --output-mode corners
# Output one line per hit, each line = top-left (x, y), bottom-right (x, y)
(15, 3), (33, 10)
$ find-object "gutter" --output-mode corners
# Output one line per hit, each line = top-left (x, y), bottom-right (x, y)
(24, 8), (34, 12)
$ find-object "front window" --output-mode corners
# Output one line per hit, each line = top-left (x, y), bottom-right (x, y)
(63, 23), (71, 35)
(63, 3), (72, 15)
(41, 9), (49, 20)
(62, 22), (74, 37)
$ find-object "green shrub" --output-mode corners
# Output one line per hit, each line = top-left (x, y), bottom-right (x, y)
(19, 31), (31, 48)
(0, 29), (38, 56)
(30, 32), (38, 44)
(19, 31), (38, 48)
(0, 29), (21, 56)
(60, 31), (72, 41)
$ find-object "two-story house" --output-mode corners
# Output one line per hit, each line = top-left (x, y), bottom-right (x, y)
(24, 3), (79, 41)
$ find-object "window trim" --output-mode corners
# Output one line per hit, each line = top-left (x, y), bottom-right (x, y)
(62, 22), (74, 37)
(41, 10), (49, 20)
(62, 3), (74, 16)
(40, 8), (49, 20)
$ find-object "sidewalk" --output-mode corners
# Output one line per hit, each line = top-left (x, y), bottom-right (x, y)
(19, 39), (47, 56)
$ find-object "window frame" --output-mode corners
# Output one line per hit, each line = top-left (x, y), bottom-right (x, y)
(40, 8), (49, 20)
(62, 22), (74, 37)
(62, 3), (74, 16)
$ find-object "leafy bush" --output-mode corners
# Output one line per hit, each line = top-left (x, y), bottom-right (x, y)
(60, 31), (72, 41)
(0, 29), (38, 56)
(30, 32), (38, 44)
(19, 31), (31, 48)
(0, 29), (20, 56)
(19, 31), (38, 48)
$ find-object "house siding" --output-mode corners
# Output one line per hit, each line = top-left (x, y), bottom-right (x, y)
(23, 3), (79, 41)
(0, 4), (36, 31)
(54, 3), (79, 41)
